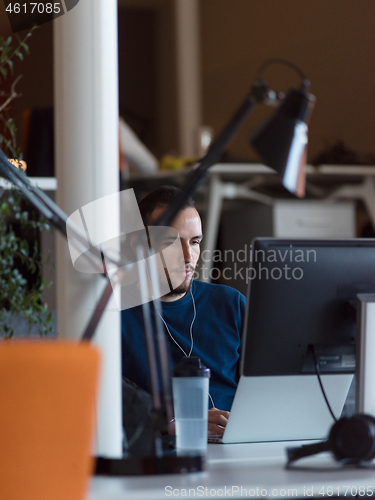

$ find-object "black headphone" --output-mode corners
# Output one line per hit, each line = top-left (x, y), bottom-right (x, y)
(287, 414), (375, 466)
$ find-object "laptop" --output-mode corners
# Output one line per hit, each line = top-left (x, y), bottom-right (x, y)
(208, 373), (353, 444)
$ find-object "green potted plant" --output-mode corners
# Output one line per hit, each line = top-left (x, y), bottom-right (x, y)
(0, 28), (53, 338)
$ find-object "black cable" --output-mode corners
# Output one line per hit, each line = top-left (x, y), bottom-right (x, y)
(311, 345), (338, 423)
(286, 440), (330, 467)
(255, 58), (310, 87)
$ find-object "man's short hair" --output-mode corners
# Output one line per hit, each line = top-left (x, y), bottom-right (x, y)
(138, 185), (195, 226)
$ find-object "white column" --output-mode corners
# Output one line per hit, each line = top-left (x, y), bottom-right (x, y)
(54, 0), (122, 457)
(175, 0), (202, 156)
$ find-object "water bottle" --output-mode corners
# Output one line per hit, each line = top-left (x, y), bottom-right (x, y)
(172, 356), (210, 452)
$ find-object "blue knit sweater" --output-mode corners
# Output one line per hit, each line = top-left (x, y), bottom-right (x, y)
(121, 280), (246, 411)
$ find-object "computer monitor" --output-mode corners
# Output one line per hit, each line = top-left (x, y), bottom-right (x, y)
(241, 238), (375, 377)
(220, 238), (375, 443)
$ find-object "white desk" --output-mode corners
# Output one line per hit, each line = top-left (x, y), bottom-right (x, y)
(202, 164), (375, 280)
(89, 442), (375, 499)
(0, 176), (57, 191)
(125, 164), (375, 281)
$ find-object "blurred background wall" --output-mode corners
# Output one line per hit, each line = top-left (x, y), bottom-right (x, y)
(3, 0), (375, 165)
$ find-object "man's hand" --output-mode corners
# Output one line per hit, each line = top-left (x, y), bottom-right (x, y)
(169, 407), (230, 436)
(208, 407), (230, 436)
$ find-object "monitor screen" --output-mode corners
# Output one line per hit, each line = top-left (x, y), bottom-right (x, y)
(241, 238), (375, 377)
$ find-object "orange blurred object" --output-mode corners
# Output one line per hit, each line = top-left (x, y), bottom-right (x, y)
(0, 340), (100, 500)
(8, 159), (27, 171)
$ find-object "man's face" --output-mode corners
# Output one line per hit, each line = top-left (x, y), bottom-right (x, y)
(149, 206), (202, 300)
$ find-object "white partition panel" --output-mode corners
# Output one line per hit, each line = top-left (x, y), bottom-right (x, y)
(54, 0), (122, 457)
(175, 0), (202, 156)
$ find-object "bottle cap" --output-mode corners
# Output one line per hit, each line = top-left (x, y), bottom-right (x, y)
(172, 356), (211, 378)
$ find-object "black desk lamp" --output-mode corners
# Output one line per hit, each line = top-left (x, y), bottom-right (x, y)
(129, 57), (316, 474)
(250, 61), (315, 198)
(0, 58), (315, 475)
(156, 59), (315, 230)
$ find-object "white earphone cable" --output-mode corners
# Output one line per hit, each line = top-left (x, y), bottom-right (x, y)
(156, 286), (195, 357)
(156, 282), (215, 408)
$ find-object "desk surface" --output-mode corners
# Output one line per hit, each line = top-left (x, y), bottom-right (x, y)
(89, 441), (375, 499)
(126, 163), (375, 180)
(0, 176), (57, 191)
(210, 163), (375, 175)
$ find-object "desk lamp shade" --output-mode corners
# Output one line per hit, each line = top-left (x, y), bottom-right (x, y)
(0, 341), (100, 500)
(250, 87), (316, 198)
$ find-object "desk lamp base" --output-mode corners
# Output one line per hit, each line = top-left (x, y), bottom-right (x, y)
(94, 451), (205, 475)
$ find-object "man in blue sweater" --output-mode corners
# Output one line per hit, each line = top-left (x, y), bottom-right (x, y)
(121, 186), (246, 436)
